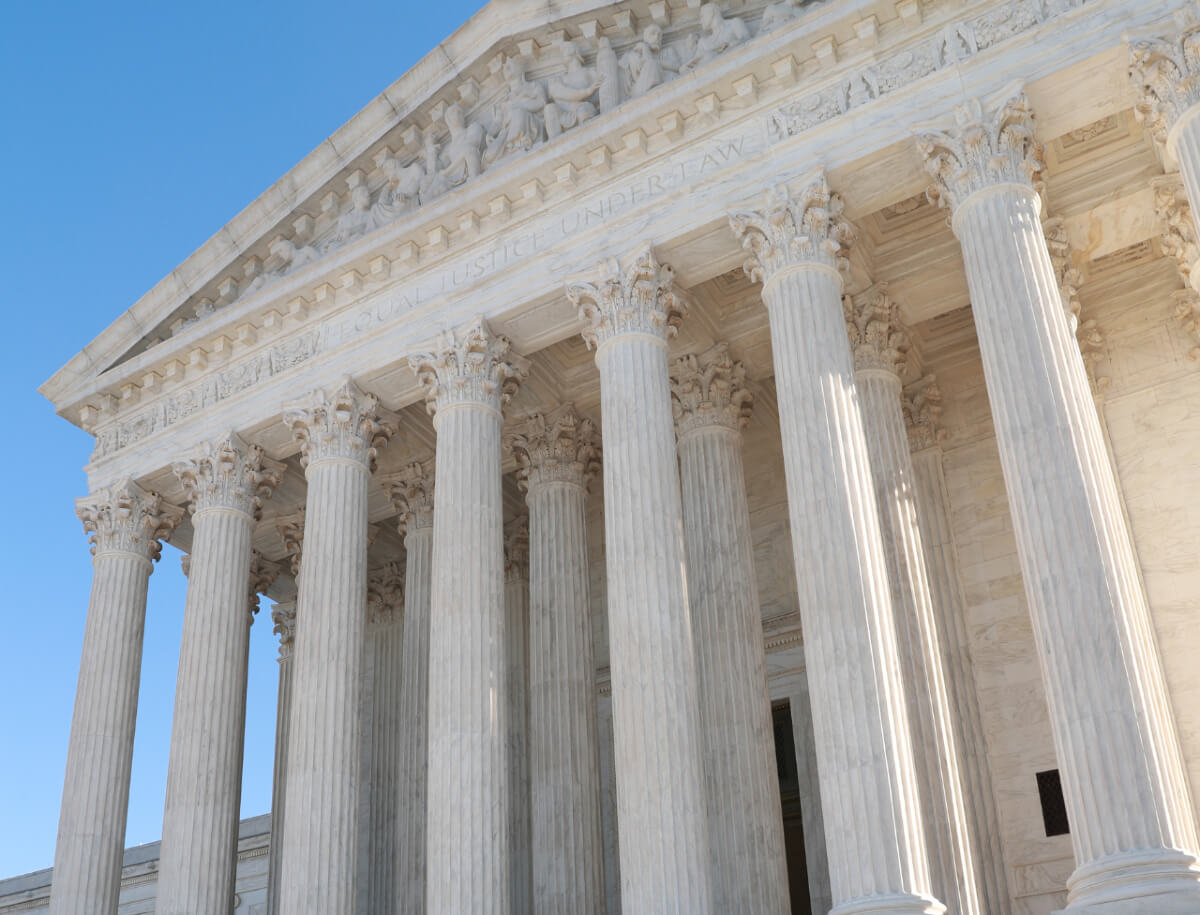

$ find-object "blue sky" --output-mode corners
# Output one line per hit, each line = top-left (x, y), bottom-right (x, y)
(0, 0), (483, 878)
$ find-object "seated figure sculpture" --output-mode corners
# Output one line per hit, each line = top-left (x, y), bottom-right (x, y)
(621, 24), (684, 97)
(484, 56), (546, 166)
(545, 40), (601, 139)
(440, 103), (484, 187)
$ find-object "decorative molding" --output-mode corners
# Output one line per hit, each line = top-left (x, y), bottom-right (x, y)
(409, 316), (529, 415)
(902, 374), (946, 452)
(282, 377), (397, 470)
(172, 431), (284, 519)
(844, 284), (908, 377)
(918, 92), (1045, 214)
(367, 561), (406, 625)
(248, 552), (281, 620)
(503, 513), (530, 582)
(507, 403), (601, 491)
(1128, 4), (1200, 146)
(383, 459), (436, 536)
(276, 509), (305, 577)
(669, 342), (753, 436)
(728, 174), (855, 282)
(271, 600), (297, 659)
(568, 243), (689, 349)
(76, 478), (183, 563)
(1152, 173), (1198, 286)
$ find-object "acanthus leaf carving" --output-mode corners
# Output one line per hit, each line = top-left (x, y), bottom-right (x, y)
(567, 243), (689, 349)
(669, 342), (753, 436)
(383, 459), (436, 537)
(271, 600), (297, 658)
(76, 478), (184, 563)
(1173, 289), (1200, 361)
(727, 174), (855, 283)
(902, 375), (946, 453)
(844, 284), (908, 377)
(1128, 4), (1200, 147)
(172, 430), (284, 519)
(276, 508), (305, 578)
(1152, 173), (1199, 285)
(503, 513), (530, 582)
(1044, 217), (1109, 392)
(507, 403), (602, 491)
(282, 377), (397, 471)
(367, 560), (406, 625)
(409, 317), (529, 416)
(248, 551), (281, 620)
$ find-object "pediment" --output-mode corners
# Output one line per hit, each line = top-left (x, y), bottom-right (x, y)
(42, 0), (835, 409)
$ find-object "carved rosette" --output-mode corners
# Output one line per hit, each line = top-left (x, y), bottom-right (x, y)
(902, 376), (946, 453)
(367, 561), (405, 625)
(728, 177), (855, 284)
(409, 317), (529, 417)
(917, 93), (1045, 215)
(508, 404), (601, 492)
(271, 601), (297, 659)
(248, 552), (281, 620)
(384, 460), (436, 536)
(844, 285), (908, 377)
(172, 431), (284, 519)
(503, 514), (530, 583)
(76, 478), (184, 563)
(1129, 7), (1200, 146)
(282, 378), (396, 471)
(669, 343), (753, 437)
(1152, 174), (1199, 285)
(277, 509), (305, 577)
(567, 244), (689, 349)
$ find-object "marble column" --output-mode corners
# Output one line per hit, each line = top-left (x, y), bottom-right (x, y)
(919, 94), (1200, 911)
(596, 689), (621, 915)
(503, 515), (533, 915)
(361, 561), (404, 915)
(567, 245), (713, 914)
(669, 344), (790, 914)
(156, 434), (282, 914)
(384, 460), (434, 915)
(278, 378), (395, 915)
(786, 674), (832, 915)
(510, 404), (605, 914)
(1131, 10), (1200, 286)
(409, 317), (528, 915)
(845, 289), (983, 915)
(49, 481), (182, 915)
(266, 597), (296, 915)
(903, 376), (1012, 914)
(729, 178), (941, 915)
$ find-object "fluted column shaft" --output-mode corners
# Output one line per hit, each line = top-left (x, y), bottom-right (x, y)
(504, 532), (533, 915)
(156, 507), (255, 914)
(953, 182), (1200, 906)
(856, 364), (981, 915)
(50, 482), (180, 915)
(596, 691), (621, 915)
(787, 675), (832, 915)
(266, 602), (296, 915)
(527, 481), (605, 912)
(394, 509), (433, 914)
(761, 265), (935, 911)
(908, 443), (1010, 912)
(363, 590), (403, 915)
(672, 346), (789, 914)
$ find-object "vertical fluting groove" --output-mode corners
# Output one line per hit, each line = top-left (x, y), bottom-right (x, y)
(956, 188), (1200, 904)
(596, 692), (622, 915)
(396, 526), (433, 914)
(858, 370), (982, 915)
(49, 552), (153, 915)
(528, 481), (605, 914)
(910, 447), (1012, 914)
(677, 424), (790, 914)
(362, 616), (403, 915)
(266, 648), (293, 915)
(787, 678), (833, 915)
(763, 267), (937, 913)
(279, 460), (370, 914)
(156, 507), (255, 915)
(505, 565), (532, 915)
(595, 334), (712, 914)
(357, 633), (377, 915)
(426, 404), (510, 914)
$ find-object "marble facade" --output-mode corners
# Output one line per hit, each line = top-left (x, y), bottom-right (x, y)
(11, 0), (1200, 913)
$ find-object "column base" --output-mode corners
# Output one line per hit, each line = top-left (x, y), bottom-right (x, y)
(831, 892), (945, 915)
(1064, 849), (1200, 912)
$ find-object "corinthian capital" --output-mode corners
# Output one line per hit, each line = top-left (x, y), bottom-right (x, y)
(917, 93), (1045, 214)
(367, 561), (405, 625)
(844, 285), (908, 376)
(508, 404), (601, 491)
(1152, 174), (1198, 285)
(1043, 217), (1085, 328)
(902, 376), (946, 452)
(248, 552), (281, 620)
(728, 175), (855, 284)
(409, 317), (529, 416)
(271, 601), (297, 659)
(276, 509), (305, 577)
(173, 431), (284, 519)
(383, 459), (435, 537)
(1129, 7), (1200, 148)
(282, 378), (397, 471)
(567, 244), (689, 349)
(669, 343), (753, 437)
(503, 514), (529, 582)
(76, 478), (184, 563)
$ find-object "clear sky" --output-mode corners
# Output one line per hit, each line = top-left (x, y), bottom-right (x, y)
(0, 0), (484, 879)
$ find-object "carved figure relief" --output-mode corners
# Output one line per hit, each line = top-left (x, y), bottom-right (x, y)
(441, 103), (484, 187)
(684, 3), (749, 72)
(545, 40), (601, 139)
(484, 56), (547, 166)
